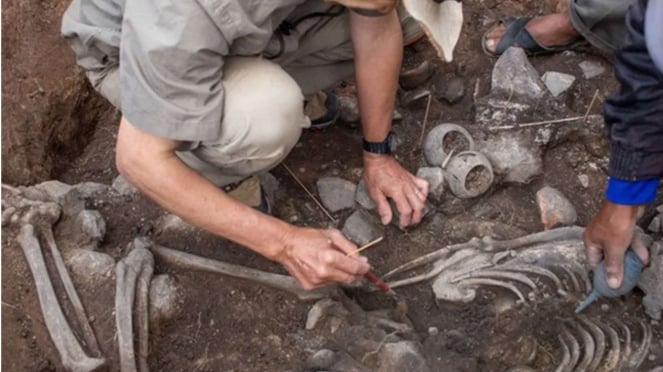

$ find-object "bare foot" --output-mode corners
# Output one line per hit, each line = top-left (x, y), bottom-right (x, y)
(484, 12), (578, 54)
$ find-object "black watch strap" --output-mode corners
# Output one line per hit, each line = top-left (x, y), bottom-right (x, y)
(362, 131), (393, 154)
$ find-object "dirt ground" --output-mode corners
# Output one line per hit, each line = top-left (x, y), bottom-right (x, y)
(2, 0), (662, 371)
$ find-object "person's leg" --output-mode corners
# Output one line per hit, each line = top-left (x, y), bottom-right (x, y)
(88, 57), (308, 193)
(484, 0), (628, 55)
(568, 0), (629, 51)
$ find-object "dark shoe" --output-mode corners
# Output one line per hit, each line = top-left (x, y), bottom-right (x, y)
(481, 16), (587, 57)
(306, 90), (339, 129)
(223, 175), (272, 214)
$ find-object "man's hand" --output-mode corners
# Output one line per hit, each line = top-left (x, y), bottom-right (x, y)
(274, 227), (371, 290)
(364, 153), (429, 228)
(583, 200), (648, 289)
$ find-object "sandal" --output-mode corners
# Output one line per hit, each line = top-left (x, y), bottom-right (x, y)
(481, 16), (587, 57)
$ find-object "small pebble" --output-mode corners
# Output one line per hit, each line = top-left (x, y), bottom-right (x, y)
(299, 168), (306, 173)
(648, 354), (656, 361)
(288, 215), (299, 223)
(601, 304), (610, 312)
(428, 327), (439, 336)
(578, 174), (589, 188)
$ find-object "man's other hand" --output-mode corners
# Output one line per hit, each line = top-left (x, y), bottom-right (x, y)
(363, 153), (429, 228)
(583, 200), (648, 289)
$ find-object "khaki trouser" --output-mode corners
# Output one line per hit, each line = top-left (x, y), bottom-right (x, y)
(91, 3), (418, 187)
(569, 0), (630, 51)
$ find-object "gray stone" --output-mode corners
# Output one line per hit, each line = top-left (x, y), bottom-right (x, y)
(474, 96), (531, 128)
(33, 180), (73, 202)
(536, 186), (578, 229)
(306, 299), (349, 330)
(377, 341), (429, 372)
(657, 204), (663, 214)
(74, 209), (106, 248)
(639, 244), (663, 320)
(427, 327), (439, 336)
(71, 182), (113, 199)
(149, 274), (182, 326)
(65, 249), (115, 281)
(30, 180), (86, 217)
(155, 213), (196, 235)
(342, 209), (383, 246)
(112, 175), (139, 196)
(400, 60), (435, 90)
(306, 349), (337, 370)
(433, 77), (465, 104)
(338, 95), (360, 123)
(648, 216), (661, 233)
(578, 174), (590, 188)
(416, 167), (445, 200)
(542, 71), (575, 97)
(355, 179), (376, 210)
(478, 133), (542, 184)
(317, 177), (357, 213)
(491, 47), (545, 99)
(579, 60), (606, 79)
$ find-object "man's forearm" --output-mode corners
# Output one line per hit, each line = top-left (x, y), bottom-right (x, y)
(349, 9), (402, 142)
(116, 117), (292, 260)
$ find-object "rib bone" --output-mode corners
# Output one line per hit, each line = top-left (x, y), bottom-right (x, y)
(562, 327), (580, 371)
(18, 224), (106, 372)
(115, 245), (154, 372)
(569, 321), (595, 372)
(151, 244), (334, 301)
(625, 321), (652, 371)
(555, 334), (572, 372)
(499, 263), (568, 296)
(451, 269), (537, 291)
(599, 322), (621, 371)
(456, 278), (526, 303)
(578, 317), (605, 372)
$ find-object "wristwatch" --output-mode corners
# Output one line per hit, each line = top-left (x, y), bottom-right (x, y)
(362, 131), (394, 154)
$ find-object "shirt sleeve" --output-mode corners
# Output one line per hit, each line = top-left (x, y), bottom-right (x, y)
(120, 0), (229, 141)
(606, 177), (660, 205)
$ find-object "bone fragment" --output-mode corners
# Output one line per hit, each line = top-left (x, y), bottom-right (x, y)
(578, 317), (605, 372)
(625, 321), (652, 371)
(18, 225), (106, 372)
(619, 322), (633, 371)
(42, 227), (102, 357)
(599, 322), (621, 371)
(500, 263), (568, 296)
(569, 321), (595, 371)
(383, 239), (481, 279)
(562, 327), (580, 371)
(456, 278), (526, 303)
(555, 334), (572, 372)
(451, 269), (537, 291)
(115, 246), (154, 372)
(151, 244), (334, 301)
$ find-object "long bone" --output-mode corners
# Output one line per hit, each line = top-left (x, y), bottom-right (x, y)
(555, 334), (572, 372)
(42, 226), (102, 356)
(451, 269), (538, 291)
(577, 317), (605, 371)
(151, 244), (335, 301)
(115, 244), (154, 372)
(18, 224), (106, 372)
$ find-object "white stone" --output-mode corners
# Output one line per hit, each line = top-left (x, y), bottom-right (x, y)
(578, 174), (590, 188)
(377, 341), (430, 372)
(149, 274), (182, 326)
(579, 60), (606, 79)
(65, 249), (115, 281)
(305, 349), (336, 370)
(75, 209), (106, 247)
(416, 167), (445, 200)
(542, 71), (576, 97)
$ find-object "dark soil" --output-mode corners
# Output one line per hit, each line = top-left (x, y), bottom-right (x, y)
(3, 0), (662, 371)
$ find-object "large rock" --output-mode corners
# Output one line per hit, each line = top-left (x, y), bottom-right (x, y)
(2, 0), (114, 185)
(478, 133), (542, 184)
(491, 47), (545, 99)
(377, 341), (430, 372)
(536, 186), (577, 230)
(317, 177), (357, 213)
(65, 249), (115, 282)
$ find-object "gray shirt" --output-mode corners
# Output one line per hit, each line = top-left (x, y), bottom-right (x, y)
(62, 0), (309, 141)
